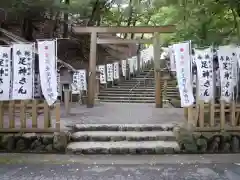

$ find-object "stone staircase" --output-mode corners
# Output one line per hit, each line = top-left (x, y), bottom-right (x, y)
(99, 68), (180, 103)
(66, 124), (180, 154)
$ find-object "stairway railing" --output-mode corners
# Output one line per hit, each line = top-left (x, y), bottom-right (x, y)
(128, 68), (154, 102)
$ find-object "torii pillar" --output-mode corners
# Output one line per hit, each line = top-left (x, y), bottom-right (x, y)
(87, 32), (97, 108)
(153, 32), (162, 108)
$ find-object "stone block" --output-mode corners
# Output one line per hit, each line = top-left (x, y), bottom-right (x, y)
(53, 132), (68, 152)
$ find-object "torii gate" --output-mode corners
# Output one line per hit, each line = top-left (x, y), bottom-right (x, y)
(71, 25), (176, 108)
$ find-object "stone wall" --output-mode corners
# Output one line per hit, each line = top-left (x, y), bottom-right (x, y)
(174, 126), (240, 153)
(0, 132), (68, 153)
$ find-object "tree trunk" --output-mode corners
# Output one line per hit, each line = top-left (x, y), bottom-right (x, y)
(124, 0), (133, 39)
(231, 8), (240, 41)
(130, 18), (137, 39)
(88, 0), (100, 26)
(63, 0), (70, 38)
(21, 17), (34, 41)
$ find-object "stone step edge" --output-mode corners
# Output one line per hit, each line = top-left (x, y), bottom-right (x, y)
(98, 97), (155, 99)
(99, 100), (155, 102)
(99, 100), (155, 103)
(69, 124), (176, 132)
(71, 131), (176, 142)
(66, 141), (180, 154)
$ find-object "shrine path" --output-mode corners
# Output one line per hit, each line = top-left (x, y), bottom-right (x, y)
(59, 103), (185, 129)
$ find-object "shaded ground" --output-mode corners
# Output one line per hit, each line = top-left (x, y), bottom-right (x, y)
(1, 154), (240, 179)
(60, 103), (184, 128)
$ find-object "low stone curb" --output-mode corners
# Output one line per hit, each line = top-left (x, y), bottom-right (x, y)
(0, 132), (69, 153)
(174, 125), (240, 153)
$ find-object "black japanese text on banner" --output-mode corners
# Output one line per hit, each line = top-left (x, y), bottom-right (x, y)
(121, 60), (126, 77)
(217, 45), (236, 102)
(98, 65), (106, 84)
(173, 42), (194, 107)
(79, 70), (87, 90)
(12, 43), (34, 100)
(57, 72), (61, 96)
(113, 62), (119, 80)
(0, 46), (11, 100)
(169, 45), (176, 71)
(37, 40), (58, 106)
(34, 73), (42, 98)
(72, 71), (80, 94)
(194, 48), (214, 102)
(106, 63), (113, 81)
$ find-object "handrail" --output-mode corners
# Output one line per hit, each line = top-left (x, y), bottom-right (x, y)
(128, 61), (154, 102)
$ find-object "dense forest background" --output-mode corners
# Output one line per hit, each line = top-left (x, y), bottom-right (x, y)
(1, 0), (240, 46)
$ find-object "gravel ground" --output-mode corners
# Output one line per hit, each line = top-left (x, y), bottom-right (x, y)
(60, 103), (184, 127)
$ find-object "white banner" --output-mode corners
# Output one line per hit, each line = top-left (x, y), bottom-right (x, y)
(71, 84), (78, 94)
(113, 62), (119, 79)
(128, 58), (134, 73)
(141, 49), (147, 63)
(132, 56), (137, 71)
(215, 68), (221, 87)
(57, 72), (61, 96)
(98, 65), (106, 84)
(194, 48), (214, 102)
(106, 63), (113, 81)
(169, 45), (176, 71)
(0, 46), (11, 100)
(72, 71), (80, 94)
(218, 45), (236, 102)
(12, 43), (34, 100)
(121, 60), (126, 77)
(37, 40), (58, 106)
(79, 69), (87, 90)
(34, 73), (42, 98)
(173, 42), (194, 107)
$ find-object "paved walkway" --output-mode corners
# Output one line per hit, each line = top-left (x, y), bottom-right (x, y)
(60, 103), (185, 128)
(1, 154), (240, 179)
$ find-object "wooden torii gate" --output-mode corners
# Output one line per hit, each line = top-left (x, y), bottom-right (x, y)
(71, 26), (176, 108)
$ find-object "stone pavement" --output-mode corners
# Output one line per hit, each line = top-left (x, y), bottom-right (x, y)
(0, 163), (237, 179)
(60, 102), (184, 128)
(1, 154), (240, 179)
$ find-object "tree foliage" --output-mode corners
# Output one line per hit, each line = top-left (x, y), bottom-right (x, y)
(1, 0), (240, 46)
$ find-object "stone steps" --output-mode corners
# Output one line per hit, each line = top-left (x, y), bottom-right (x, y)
(99, 93), (155, 97)
(111, 86), (155, 89)
(99, 99), (155, 103)
(107, 87), (178, 91)
(71, 124), (175, 131)
(98, 68), (179, 104)
(99, 96), (155, 101)
(118, 79), (177, 86)
(71, 131), (176, 141)
(100, 90), (178, 94)
(66, 141), (180, 154)
(102, 86), (178, 90)
(99, 94), (180, 99)
(101, 88), (155, 92)
(66, 124), (180, 154)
